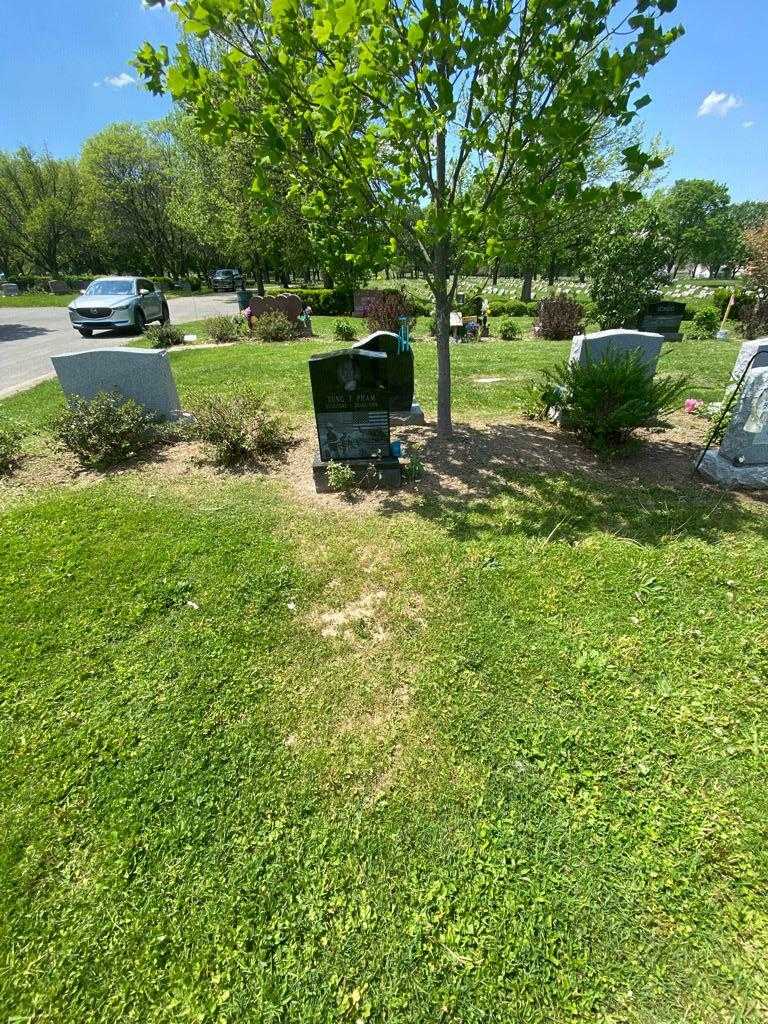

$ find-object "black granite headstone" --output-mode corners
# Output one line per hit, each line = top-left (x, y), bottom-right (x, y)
(309, 348), (391, 462)
(640, 300), (687, 340)
(352, 331), (414, 415)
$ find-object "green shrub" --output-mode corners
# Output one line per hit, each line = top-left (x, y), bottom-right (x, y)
(334, 319), (357, 343)
(540, 350), (687, 450)
(326, 460), (357, 493)
(744, 299), (768, 341)
(145, 323), (185, 348)
(265, 287), (352, 315)
(681, 306), (720, 340)
(534, 294), (584, 340)
(251, 311), (294, 343)
(497, 315), (522, 340)
(0, 421), (22, 474)
(190, 386), (292, 465)
(495, 298), (531, 317)
(207, 314), (248, 344)
(519, 381), (550, 421)
(54, 392), (160, 468)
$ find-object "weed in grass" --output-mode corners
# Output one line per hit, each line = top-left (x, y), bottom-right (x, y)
(326, 460), (358, 493)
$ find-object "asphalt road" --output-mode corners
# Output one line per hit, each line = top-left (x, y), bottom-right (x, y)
(0, 292), (239, 399)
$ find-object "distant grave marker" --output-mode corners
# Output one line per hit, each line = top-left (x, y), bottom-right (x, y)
(640, 300), (686, 340)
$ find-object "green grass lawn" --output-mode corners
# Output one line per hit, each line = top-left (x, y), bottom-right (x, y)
(0, 291), (78, 308)
(1, 328), (766, 1021)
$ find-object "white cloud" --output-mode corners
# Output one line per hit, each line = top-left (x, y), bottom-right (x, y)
(697, 90), (743, 118)
(94, 72), (135, 89)
(742, 120), (756, 129)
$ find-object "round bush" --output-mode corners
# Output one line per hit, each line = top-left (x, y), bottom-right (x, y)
(251, 312), (294, 343)
(334, 319), (357, 343)
(207, 315), (249, 344)
(497, 316), (522, 340)
(146, 323), (184, 349)
(534, 294), (584, 340)
(190, 386), (293, 465)
(54, 392), (160, 468)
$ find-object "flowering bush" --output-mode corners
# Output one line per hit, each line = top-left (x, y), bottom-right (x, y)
(363, 289), (415, 333)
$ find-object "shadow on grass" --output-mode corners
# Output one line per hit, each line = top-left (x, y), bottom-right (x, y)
(377, 420), (768, 547)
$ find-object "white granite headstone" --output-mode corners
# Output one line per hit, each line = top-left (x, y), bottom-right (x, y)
(569, 330), (664, 374)
(730, 338), (768, 382)
(51, 348), (182, 420)
(697, 367), (768, 489)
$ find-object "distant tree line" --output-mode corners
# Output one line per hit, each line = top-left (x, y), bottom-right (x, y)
(1, 119), (765, 295)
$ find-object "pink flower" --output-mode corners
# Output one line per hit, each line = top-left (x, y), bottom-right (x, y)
(684, 398), (704, 414)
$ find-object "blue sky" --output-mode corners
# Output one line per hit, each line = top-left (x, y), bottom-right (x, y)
(0, 0), (765, 201)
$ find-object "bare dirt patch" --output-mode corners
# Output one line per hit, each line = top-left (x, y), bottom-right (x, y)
(5, 414), (768, 516)
(311, 588), (389, 639)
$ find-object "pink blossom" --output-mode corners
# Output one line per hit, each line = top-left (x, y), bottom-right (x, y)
(684, 398), (704, 414)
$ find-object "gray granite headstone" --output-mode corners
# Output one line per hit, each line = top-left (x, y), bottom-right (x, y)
(698, 367), (768, 489)
(1, 283), (19, 296)
(51, 348), (182, 420)
(569, 330), (664, 374)
(49, 280), (69, 294)
(731, 338), (768, 382)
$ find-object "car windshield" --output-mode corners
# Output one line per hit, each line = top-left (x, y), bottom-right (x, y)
(213, 271), (231, 277)
(85, 280), (134, 296)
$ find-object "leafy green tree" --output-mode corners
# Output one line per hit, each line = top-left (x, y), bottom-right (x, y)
(654, 178), (730, 275)
(80, 124), (190, 278)
(730, 201), (768, 274)
(588, 203), (667, 328)
(136, 0), (681, 436)
(0, 148), (86, 275)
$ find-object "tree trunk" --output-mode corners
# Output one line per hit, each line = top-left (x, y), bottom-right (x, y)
(434, 272), (452, 439)
(520, 269), (534, 302)
(547, 259), (557, 287)
(322, 270), (334, 288)
(491, 257), (500, 286)
(433, 124), (452, 438)
(255, 263), (265, 297)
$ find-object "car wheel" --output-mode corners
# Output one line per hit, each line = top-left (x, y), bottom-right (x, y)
(77, 327), (93, 338)
(134, 308), (146, 335)
(160, 303), (170, 325)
